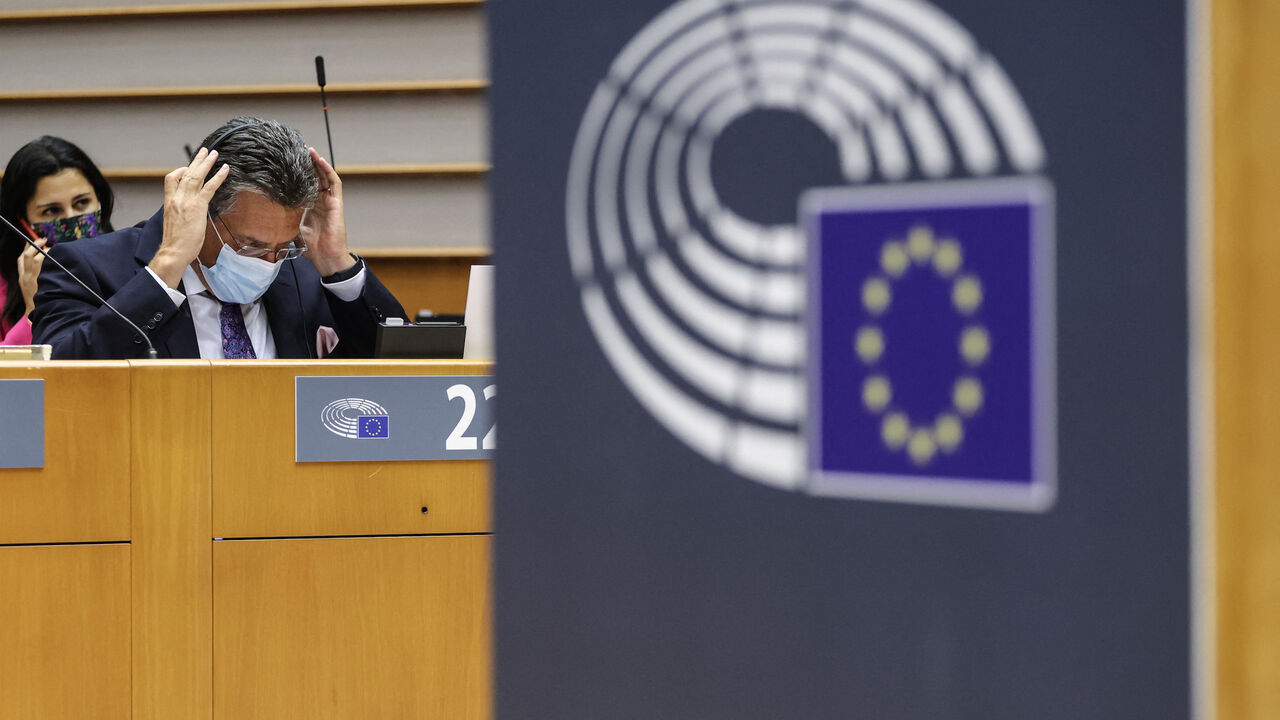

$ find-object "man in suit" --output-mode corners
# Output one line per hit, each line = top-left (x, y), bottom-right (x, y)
(31, 117), (407, 359)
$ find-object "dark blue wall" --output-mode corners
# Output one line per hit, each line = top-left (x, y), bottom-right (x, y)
(490, 2), (1190, 717)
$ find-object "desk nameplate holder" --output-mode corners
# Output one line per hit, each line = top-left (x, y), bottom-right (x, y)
(296, 375), (495, 463)
(0, 379), (44, 469)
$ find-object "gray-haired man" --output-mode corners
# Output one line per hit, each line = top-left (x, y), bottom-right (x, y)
(32, 117), (408, 359)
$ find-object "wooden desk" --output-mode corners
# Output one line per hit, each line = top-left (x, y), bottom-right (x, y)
(214, 535), (490, 719)
(0, 544), (130, 719)
(0, 360), (492, 720)
(0, 362), (130, 545)
(212, 361), (491, 538)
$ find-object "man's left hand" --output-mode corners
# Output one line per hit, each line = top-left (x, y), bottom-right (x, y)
(305, 147), (356, 277)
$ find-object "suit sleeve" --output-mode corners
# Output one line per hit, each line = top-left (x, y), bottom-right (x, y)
(324, 266), (408, 358)
(30, 243), (185, 359)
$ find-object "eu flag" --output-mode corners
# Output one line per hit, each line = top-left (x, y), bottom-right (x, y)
(358, 415), (390, 439)
(806, 179), (1055, 509)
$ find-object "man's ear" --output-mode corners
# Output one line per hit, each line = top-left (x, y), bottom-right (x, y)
(196, 217), (224, 267)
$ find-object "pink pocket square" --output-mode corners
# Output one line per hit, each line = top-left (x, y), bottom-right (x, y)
(315, 325), (339, 358)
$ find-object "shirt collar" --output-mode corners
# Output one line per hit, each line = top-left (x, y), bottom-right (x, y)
(182, 264), (208, 298)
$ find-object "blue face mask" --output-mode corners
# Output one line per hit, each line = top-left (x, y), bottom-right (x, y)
(199, 243), (282, 304)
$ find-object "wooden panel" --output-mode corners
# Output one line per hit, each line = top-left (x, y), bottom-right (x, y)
(0, 362), (130, 544)
(130, 361), (213, 720)
(361, 252), (490, 316)
(1214, 0), (1280, 718)
(211, 361), (492, 538)
(0, 544), (130, 719)
(213, 535), (491, 719)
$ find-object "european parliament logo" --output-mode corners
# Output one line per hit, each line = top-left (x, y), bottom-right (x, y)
(804, 179), (1055, 511)
(321, 397), (391, 440)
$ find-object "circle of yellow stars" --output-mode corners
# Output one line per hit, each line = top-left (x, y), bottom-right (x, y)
(855, 225), (990, 467)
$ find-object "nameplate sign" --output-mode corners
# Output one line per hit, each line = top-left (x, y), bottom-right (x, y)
(0, 379), (44, 469)
(295, 376), (495, 463)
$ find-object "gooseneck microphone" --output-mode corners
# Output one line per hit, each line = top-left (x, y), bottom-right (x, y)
(315, 56), (336, 166)
(301, 55), (344, 360)
(0, 215), (159, 359)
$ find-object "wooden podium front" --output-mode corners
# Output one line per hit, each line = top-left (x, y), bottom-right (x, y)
(0, 360), (492, 720)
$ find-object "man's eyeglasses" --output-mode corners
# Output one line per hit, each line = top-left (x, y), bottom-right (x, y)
(209, 212), (308, 263)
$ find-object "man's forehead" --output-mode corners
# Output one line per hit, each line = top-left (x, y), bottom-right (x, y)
(223, 190), (305, 244)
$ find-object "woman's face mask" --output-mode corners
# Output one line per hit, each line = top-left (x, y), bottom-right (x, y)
(33, 210), (103, 246)
(24, 167), (102, 245)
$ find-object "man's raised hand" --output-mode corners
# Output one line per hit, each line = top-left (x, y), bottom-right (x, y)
(148, 148), (230, 288)
(303, 146), (354, 277)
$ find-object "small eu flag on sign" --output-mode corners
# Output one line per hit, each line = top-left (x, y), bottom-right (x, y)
(358, 415), (390, 439)
(803, 178), (1056, 512)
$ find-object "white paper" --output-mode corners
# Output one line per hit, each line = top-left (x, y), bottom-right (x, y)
(463, 265), (494, 359)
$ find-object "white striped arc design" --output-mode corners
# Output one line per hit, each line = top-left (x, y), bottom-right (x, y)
(565, 0), (1046, 489)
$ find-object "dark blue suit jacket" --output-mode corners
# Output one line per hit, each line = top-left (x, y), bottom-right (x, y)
(31, 209), (408, 359)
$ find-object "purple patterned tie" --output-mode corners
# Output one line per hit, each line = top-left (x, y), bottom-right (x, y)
(219, 301), (257, 359)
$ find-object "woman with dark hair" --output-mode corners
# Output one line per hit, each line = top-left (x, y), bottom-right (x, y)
(0, 136), (114, 344)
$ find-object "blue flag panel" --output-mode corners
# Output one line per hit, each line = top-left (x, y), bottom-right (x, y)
(806, 179), (1055, 510)
(358, 415), (390, 439)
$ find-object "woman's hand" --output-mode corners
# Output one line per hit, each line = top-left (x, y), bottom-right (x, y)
(17, 237), (46, 317)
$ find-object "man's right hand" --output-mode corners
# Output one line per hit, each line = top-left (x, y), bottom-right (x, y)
(148, 148), (230, 288)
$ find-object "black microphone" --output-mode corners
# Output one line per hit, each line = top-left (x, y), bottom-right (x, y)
(0, 215), (158, 359)
(315, 56), (336, 166)
(301, 55), (340, 360)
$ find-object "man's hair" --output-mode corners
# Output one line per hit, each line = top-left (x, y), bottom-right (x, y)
(199, 117), (317, 215)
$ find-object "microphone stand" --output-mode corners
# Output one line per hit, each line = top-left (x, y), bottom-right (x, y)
(316, 56), (336, 166)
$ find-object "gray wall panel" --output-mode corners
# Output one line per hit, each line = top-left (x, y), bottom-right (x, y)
(342, 176), (488, 247)
(0, 3), (490, 253)
(110, 175), (487, 247)
(0, 9), (486, 91)
(0, 94), (487, 168)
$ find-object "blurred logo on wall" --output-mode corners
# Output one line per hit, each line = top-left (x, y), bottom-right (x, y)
(565, 0), (1054, 507)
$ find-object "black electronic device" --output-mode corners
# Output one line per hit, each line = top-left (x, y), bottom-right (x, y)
(374, 320), (466, 359)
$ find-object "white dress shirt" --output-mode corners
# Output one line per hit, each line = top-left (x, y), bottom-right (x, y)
(145, 262), (366, 359)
